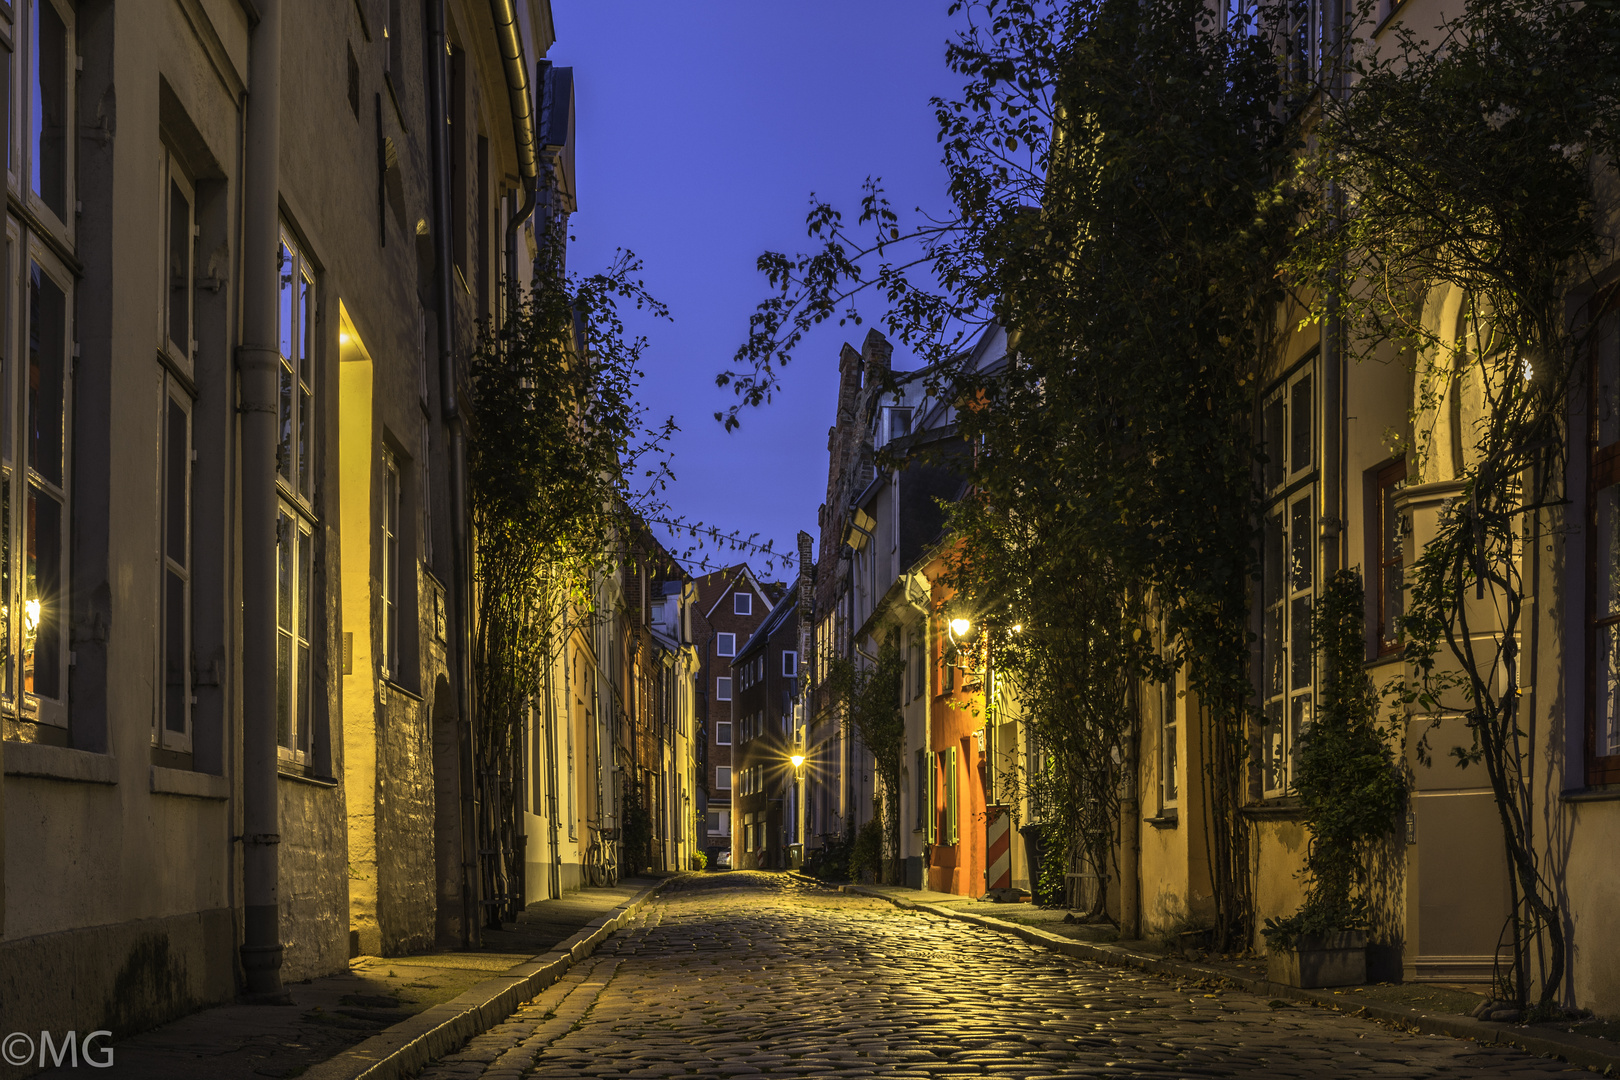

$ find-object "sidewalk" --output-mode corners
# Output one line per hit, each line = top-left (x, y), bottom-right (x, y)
(840, 880), (1620, 1075)
(49, 879), (664, 1080)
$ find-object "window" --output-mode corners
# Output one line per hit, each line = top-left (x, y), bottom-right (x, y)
(157, 386), (193, 751)
(1161, 674), (1178, 810)
(734, 592), (751, 616)
(716, 676), (731, 702)
(1369, 459), (1407, 657)
(276, 511), (314, 761)
(161, 147), (195, 369)
(277, 232), (316, 503)
(707, 809), (730, 835)
(716, 721), (731, 745)
(782, 650), (798, 678)
(716, 765), (730, 790)
(1260, 362), (1316, 797)
(888, 407), (912, 443)
(28, 0), (73, 234)
(381, 451), (400, 681)
(11, 250), (71, 726)
(420, 423), (433, 568)
(716, 632), (736, 657)
(908, 634), (922, 701)
(1589, 316), (1620, 786)
(943, 746), (959, 845)
(383, 0), (403, 79)
(914, 748), (926, 833)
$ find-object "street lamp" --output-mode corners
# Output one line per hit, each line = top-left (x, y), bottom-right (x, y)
(949, 617), (971, 638)
(789, 744), (807, 869)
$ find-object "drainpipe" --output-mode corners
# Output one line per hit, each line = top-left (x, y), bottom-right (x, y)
(425, 0), (479, 949)
(237, 0), (286, 1001)
(490, 0), (539, 306)
(1322, 0), (1346, 580)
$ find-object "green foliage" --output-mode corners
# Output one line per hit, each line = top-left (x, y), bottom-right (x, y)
(826, 636), (907, 882)
(1263, 572), (1403, 949)
(1285, 0), (1620, 1010)
(848, 817), (885, 883)
(466, 211), (672, 919)
(620, 780), (654, 877)
(690, 850), (708, 872)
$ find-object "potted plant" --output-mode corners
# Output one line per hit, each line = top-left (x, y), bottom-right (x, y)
(1263, 570), (1405, 988)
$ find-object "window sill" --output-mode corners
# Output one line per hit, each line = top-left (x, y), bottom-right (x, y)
(151, 766), (229, 800)
(1145, 809), (1179, 829)
(3, 741), (117, 784)
(1562, 786), (1620, 804)
(382, 679), (424, 704)
(1364, 650), (1404, 671)
(1241, 798), (1303, 820)
(277, 767), (338, 788)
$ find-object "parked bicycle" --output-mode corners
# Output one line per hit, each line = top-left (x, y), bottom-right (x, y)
(585, 824), (619, 888)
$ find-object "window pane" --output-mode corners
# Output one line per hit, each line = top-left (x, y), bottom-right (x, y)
(164, 569), (186, 734)
(299, 272), (313, 382)
(1597, 486), (1620, 620)
(1263, 396), (1285, 489)
(23, 484), (59, 698)
(1598, 623), (1620, 758)
(1290, 497), (1313, 592)
(277, 513), (292, 632)
(1262, 700), (1284, 793)
(278, 242), (294, 360)
(277, 360), (293, 483)
(298, 525), (312, 642)
(31, 0), (67, 220)
(298, 385), (310, 496)
(716, 722), (730, 745)
(1598, 317), (1620, 449)
(3, 43), (12, 176)
(1291, 374), (1313, 472)
(168, 179), (191, 352)
(1291, 596), (1313, 689)
(276, 626), (292, 748)
(166, 398), (188, 566)
(28, 262), (65, 487)
(298, 641), (312, 753)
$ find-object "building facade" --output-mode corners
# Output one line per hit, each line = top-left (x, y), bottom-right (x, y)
(730, 584), (801, 870)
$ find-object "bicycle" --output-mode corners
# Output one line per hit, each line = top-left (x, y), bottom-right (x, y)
(585, 824), (619, 888)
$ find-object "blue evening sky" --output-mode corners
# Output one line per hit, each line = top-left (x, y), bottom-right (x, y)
(552, 2), (969, 580)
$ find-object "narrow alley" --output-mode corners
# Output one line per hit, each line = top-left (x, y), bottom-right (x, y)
(413, 874), (1580, 1080)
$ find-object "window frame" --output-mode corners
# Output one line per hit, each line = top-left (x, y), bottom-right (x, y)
(715, 720), (731, 745)
(381, 449), (400, 682)
(275, 509), (315, 763)
(716, 765), (731, 790)
(733, 591), (751, 616)
(716, 631), (736, 657)
(943, 745), (958, 846)
(1368, 458), (1408, 658)
(782, 650), (797, 678)
(1588, 311), (1620, 786)
(23, 0), (74, 250)
(159, 145), (195, 374)
(276, 229), (316, 509)
(156, 376), (193, 752)
(18, 241), (70, 727)
(1161, 671), (1178, 810)
(1259, 360), (1317, 798)
(715, 676), (731, 702)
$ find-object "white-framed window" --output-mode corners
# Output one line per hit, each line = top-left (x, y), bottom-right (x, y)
(25, 0), (74, 247)
(1160, 672), (1178, 810)
(381, 450), (400, 681)
(13, 244), (72, 728)
(709, 809), (730, 835)
(716, 631), (736, 657)
(782, 650), (798, 678)
(160, 147), (195, 371)
(884, 406), (912, 446)
(716, 765), (731, 790)
(716, 676), (731, 701)
(943, 746), (959, 845)
(157, 381), (193, 751)
(734, 592), (751, 616)
(277, 230), (316, 505)
(716, 721), (731, 745)
(1260, 361), (1316, 797)
(276, 510), (314, 761)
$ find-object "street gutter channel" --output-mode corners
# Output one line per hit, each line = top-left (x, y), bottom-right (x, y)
(302, 877), (674, 1080)
(815, 876), (1620, 1076)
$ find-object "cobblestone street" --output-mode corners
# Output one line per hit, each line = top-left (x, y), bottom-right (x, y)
(415, 873), (1583, 1079)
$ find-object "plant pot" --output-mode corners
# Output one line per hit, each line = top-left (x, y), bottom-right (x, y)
(1267, 931), (1367, 989)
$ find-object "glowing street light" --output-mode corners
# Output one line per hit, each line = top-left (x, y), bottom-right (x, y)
(949, 617), (971, 637)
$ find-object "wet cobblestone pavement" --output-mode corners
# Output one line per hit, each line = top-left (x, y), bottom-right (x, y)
(416, 872), (1583, 1079)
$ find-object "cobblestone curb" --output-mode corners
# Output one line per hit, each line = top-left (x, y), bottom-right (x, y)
(840, 882), (1620, 1076)
(302, 878), (675, 1080)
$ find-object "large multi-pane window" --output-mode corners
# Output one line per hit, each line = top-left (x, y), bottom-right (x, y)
(1161, 673), (1179, 811)
(2, 0), (75, 736)
(276, 229), (317, 759)
(1589, 315), (1620, 786)
(1370, 459), (1407, 657)
(1260, 362), (1316, 797)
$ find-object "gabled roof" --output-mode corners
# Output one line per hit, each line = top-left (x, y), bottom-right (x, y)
(701, 563), (770, 621)
(735, 574), (802, 660)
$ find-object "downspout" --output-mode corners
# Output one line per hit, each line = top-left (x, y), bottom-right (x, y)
(1322, 0), (1346, 580)
(425, 0), (478, 949)
(238, 0), (287, 1001)
(490, 0), (540, 305)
